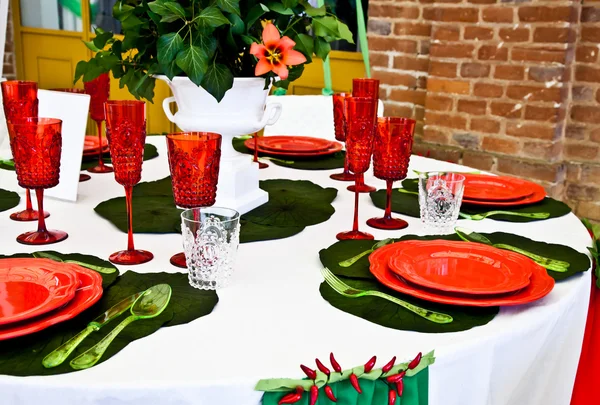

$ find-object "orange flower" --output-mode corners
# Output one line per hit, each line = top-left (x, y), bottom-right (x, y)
(250, 23), (307, 80)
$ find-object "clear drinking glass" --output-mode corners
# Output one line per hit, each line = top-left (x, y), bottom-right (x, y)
(418, 172), (465, 234)
(181, 207), (241, 290)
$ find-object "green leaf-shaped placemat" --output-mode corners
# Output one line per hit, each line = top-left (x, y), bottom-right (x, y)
(0, 268), (218, 376)
(0, 188), (19, 213)
(94, 178), (337, 244)
(370, 179), (572, 223)
(233, 137), (345, 170)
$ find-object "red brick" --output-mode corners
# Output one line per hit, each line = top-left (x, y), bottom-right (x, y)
(482, 136), (521, 154)
(592, 127), (600, 143)
(528, 66), (566, 82)
(429, 61), (457, 78)
(571, 106), (600, 124)
(474, 82), (504, 98)
(533, 27), (575, 43)
(572, 86), (595, 102)
(425, 112), (468, 129)
(452, 133), (480, 149)
(478, 45), (509, 60)
(422, 127), (450, 144)
(464, 27), (494, 41)
(499, 28), (530, 42)
(370, 5), (420, 19)
(394, 23), (432, 37)
(491, 102), (523, 119)
(566, 125), (586, 140)
(576, 65), (600, 83)
(460, 63), (491, 78)
(423, 7), (479, 22)
(576, 45), (599, 63)
(389, 89), (427, 106)
(577, 202), (600, 221)
(432, 26), (460, 41)
(370, 53), (389, 69)
(512, 47), (567, 63)
(467, 0), (496, 4)
(581, 165), (600, 183)
(462, 151), (495, 170)
(384, 104), (414, 118)
(417, 76), (428, 89)
(506, 122), (558, 140)
(597, 89), (600, 103)
(427, 78), (470, 94)
(522, 141), (562, 161)
(506, 85), (563, 102)
(524, 106), (563, 123)
(518, 6), (575, 23)
(496, 158), (563, 182)
(369, 37), (418, 53)
(373, 71), (417, 87)
(457, 99), (487, 115)
(425, 95), (454, 111)
(564, 143), (600, 160)
(430, 43), (475, 58)
(581, 6), (600, 23)
(582, 27), (600, 43)
(483, 7), (514, 23)
(368, 20), (391, 36)
(471, 118), (501, 133)
(393, 56), (430, 72)
(494, 65), (525, 80)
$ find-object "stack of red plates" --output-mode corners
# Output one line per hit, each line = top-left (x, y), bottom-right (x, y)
(369, 240), (554, 306)
(461, 174), (546, 207)
(244, 135), (342, 158)
(0, 258), (103, 340)
(83, 135), (109, 157)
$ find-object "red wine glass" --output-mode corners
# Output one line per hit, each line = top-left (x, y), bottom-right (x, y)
(7, 118), (68, 245)
(367, 117), (416, 230)
(336, 97), (377, 241)
(166, 132), (222, 268)
(1, 80), (49, 221)
(252, 132), (268, 169)
(84, 73), (113, 174)
(104, 100), (153, 265)
(330, 92), (355, 182)
(347, 78), (380, 193)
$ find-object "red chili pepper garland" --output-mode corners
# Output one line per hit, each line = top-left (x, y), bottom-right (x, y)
(278, 386), (303, 404)
(364, 356), (377, 373)
(309, 385), (319, 405)
(324, 386), (337, 402)
(382, 356), (396, 373)
(330, 353), (342, 372)
(315, 358), (330, 375)
(388, 389), (397, 405)
(386, 370), (406, 383)
(408, 352), (422, 370)
(350, 373), (362, 393)
(397, 379), (404, 397)
(300, 364), (317, 380)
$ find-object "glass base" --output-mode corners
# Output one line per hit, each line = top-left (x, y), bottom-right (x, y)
(330, 172), (356, 181)
(336, 230), (374, 241)
(347, 183), (376, 193)
(367, 217), (409, 230)
(87, 164), (113, 173)
(10, 209), (50, 222)
(79, 174), (91, 182)
(109, 249), (154, 265)
(170, 252), (187, 268)
(16, 229), (68, 245)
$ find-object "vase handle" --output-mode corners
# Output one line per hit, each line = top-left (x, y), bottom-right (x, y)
(260, 102), (282, 128)
(162, 96), (177, 123)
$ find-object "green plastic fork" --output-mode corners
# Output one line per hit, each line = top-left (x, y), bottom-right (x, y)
(320, 267), (453, 324)
(459, 211), (550, 221)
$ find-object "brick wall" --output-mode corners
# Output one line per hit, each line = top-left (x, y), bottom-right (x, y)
(3, 4), (16, 80)
(369, 0), (600, 222)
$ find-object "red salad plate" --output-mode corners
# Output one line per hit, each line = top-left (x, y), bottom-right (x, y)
(387, 240), (532, 295)
(0, 263), (103, 340)
(370, 242), (554, 307)
(257, 136), (333, 153)
(0, 258), (79, 326)
(83, 135), (108, 154)
(244, 138), (343, 158)
(462, 174), (533, 202)
(462, 181), (546, 207)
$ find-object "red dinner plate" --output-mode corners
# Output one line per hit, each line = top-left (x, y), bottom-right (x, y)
(0, 258), (79, 326)
(257, 136), (334, 153)
(462, 174), (533, 202)
(387, 240), (532, 295)
(244, 138), (343, 158)
(370, 243), (554, 307)
(0, 263), (103, 340)
(83, 135), (108, 154)
(462, 181), (546, 207)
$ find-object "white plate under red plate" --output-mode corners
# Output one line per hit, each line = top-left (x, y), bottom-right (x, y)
(462, 174), (533, 202)
(0, 258), (79, 326)
(0, 263), (103, 340)
(257, 136), (334, 153)
(387, 240), (532, 295)
(370, 242), (554, 307)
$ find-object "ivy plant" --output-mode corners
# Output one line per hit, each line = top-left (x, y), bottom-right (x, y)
(74, 0), (353, 102)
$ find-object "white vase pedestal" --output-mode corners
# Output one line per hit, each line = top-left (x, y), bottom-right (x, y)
(157, 76), (282, 215)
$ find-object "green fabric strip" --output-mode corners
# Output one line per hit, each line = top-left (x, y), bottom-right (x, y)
(318, 0), (333, 94)
(355, 0), (371, 78)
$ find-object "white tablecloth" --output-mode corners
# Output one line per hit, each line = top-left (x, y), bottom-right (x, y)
(0, 137), (592, 405)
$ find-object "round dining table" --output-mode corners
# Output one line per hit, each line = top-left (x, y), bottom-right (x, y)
(0, 136), (592, 405)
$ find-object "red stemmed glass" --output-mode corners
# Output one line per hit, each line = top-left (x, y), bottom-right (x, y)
(1, 80), (49, 221)
(336, 97), (377, 241)
(84, 73), (113, 174)
(166, 132), (222, 268)
(367, 117), (416, 230)
(7, 118), (68, 245)
(252, 132), (268, 169)
(104, 100), (153, 265)
(330, 92), (355, 182)
(347, 78), (380, 193)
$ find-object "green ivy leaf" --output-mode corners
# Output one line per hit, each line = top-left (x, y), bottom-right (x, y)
(157, 32), (184, 65)
(93, 28), (113, 50)
(313, 16), (341, 38)
(227, 12), (245, 35)
(294, 33), (314, 62)
(81, 58), (107, 83)
(304, 4), (326, 17)
(83, 40), (101, 52)
(195, 5), (230, 29)
(265, 2), (294, 15)
(201, 62), (234, 102)
(165, 2), (187, 19)
(98, 53), (120, 70)
(246, 4), (267, 28)
(74, 60), (87, 83)
(193, 35), (218, 61)
(112, 2), (135, 20)
(314, 37), (331, 60)
(160, 60), (183, 80)
(215, 0), (241, 16)
(175, 44), (209, 86)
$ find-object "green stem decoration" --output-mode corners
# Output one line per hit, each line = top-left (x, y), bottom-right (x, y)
(356, 0), (371, 78)
(318, 0), (333, 95)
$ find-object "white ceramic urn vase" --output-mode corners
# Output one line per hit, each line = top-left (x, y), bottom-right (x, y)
(157, 76), (282, 214)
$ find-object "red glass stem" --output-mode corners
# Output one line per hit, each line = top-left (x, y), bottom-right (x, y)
(35, 189), (47, 233)
(96, 120), (106, 169)
(356, 173), (366, 187)
(253, 132), (259, 163)
(343, 154), (351, 175)
(384, 180), (393, 220)
(352, 183), (360, 232)
(26, 189), (33, 211)
(125, 186), (135, 252)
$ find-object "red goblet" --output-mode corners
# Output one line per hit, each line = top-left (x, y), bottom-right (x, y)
(336, 97), (377, 241)
(7, 118), (68, 245)
(347, 78), (380, 193)
(367, 117), (416, 230)
(329, 92), (355, 182)
(104, 100), (153, 265)
(84, 73), (113, 174)
(1, 80), (49, 221)
(252, 132), (268, 169)
(166, 132), (222, 268)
